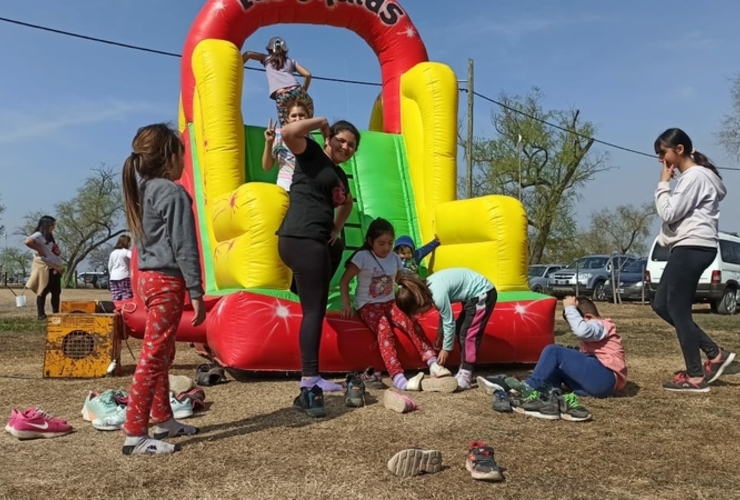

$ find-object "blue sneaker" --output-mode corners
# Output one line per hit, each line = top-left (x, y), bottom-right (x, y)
(81, 390), (127, 431)
(293, 386), (326, 418)
(344, 373), (366, 408)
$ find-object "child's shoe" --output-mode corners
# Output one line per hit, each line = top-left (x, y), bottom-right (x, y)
(384, 390), (418, 413)
(293, 385), (326, 418)
(662, 372), (710, 393)
(360, 366), (386, 390)
(455, 373), (472, 391)
(429, 362), (452, 378)
(492, 389), (513, 413)
(422, 376), (459, 393)
(387, 448), (443, 478)
(405, 372), (425, 391)
(465, 441), (504, 482)
(511, 389), (560, 420)
(556, 391), (592, 422)
(344, 372), (366, 408)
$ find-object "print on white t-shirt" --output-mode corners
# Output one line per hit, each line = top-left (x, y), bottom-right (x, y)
(350, 250), (403, 309)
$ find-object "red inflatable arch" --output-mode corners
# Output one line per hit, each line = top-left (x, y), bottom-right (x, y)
(181, 0), (429, 133)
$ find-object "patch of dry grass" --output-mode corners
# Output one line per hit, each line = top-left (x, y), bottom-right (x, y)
(1, 291), (739, 500)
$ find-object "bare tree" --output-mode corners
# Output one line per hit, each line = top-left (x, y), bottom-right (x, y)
(0, 248), (33, 277)
(465, 87), (611, 263)
(718, 74), (740, 160)
(19, 166), (125, 286)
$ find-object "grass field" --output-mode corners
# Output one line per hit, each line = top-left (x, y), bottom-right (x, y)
(0, 289), (739, 500)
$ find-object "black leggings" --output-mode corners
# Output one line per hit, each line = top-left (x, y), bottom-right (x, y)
(289, 238), (344, 294)
(279, 236), (335, 377)
(652, 246), (720, 377)
(37, 269), (61, 317)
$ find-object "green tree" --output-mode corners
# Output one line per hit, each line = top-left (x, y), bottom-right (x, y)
(19, 166), (125, 286)
(466, 88), (610, 264)
(0, 248), (33, 277)
(718, 74), (740, 160)
(583, 203), (656, 256)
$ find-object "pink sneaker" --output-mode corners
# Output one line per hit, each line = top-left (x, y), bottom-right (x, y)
(383, 390), (419, 413)
(6, 408), (73, 440)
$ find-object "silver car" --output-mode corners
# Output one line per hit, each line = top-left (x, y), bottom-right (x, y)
(528, 264), (563, 293)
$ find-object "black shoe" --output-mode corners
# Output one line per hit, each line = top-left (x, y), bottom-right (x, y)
(492, 389), (512, 413)
(37, 314), (47, 322)
(360, 366), (386, 390)
(345, 373), (366, 408)
(293, 385), (326, 418)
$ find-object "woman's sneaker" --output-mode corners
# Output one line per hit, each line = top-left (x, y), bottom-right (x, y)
(6, 408), (73, 440)
(465, 441), (504, 482)
(557, 392), (592, 422)
(384, 391), (418, 413)
(511, 389), (560, 420)
(344, 373), (366, 408)
(293, 386), (326, 418)
(704, 349), (736, 384)
(81, 390), (127, 430)
(663, 372), (710, 393)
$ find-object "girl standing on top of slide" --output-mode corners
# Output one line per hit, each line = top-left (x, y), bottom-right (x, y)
(242, 37), (314, 126)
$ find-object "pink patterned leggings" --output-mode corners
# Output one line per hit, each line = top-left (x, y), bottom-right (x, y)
(358, 300), (435, 379)
(122, 271), (185, 436)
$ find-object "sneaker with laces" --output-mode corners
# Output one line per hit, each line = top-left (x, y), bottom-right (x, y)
(169, 392), (194, 419)
(293, 385), (326, 418)
(384, 390), (419, 413)
(477, 375), (511, 396)
(429, 362), (452, 378)
(557, 392), (592, 422)
(345, 373), (366, 408)
(465, 441), (504, 481)
(492, 389), (512, 413)
(663, 372), (710, 393)
(704, 349), (736, 384)
(6, 408), (73, 440)
(387, 448), (443, 478)
(360, 366), (386, 390)
(81, 390), (127, 430)
(511, 389), (560, 420)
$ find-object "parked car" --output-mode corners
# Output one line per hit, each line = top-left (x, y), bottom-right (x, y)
(604, 259), (648, 301)
(77, 271), (109, 289)
(528, 264), (563, 293)
(646, 231), (740, 315)
(547, 254), (640, 301)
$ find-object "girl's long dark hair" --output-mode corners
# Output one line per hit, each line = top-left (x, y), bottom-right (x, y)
(267, 47), (288, 71)
(34, 215), (56, 243)
(344, 218), (395, 267)
(654, 128), (721, 179)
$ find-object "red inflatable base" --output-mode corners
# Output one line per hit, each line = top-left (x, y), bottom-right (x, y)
(121, 291), (556, 373)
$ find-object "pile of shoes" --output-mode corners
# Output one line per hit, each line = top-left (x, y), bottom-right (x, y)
(5, 407), (73, 440)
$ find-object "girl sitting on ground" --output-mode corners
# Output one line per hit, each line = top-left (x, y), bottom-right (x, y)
(339, 218), (452, 391)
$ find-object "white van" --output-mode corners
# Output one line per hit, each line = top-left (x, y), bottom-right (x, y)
(645, 231), (740, 315)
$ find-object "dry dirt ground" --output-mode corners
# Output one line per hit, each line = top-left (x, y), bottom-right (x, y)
(0, 289), (739, 500)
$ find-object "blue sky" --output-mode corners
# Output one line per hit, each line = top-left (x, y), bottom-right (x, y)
(1, 0), (739, 258)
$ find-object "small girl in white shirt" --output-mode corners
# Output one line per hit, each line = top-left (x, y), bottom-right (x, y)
(339, 218), (451, 391)
(108, 235), (133, 301)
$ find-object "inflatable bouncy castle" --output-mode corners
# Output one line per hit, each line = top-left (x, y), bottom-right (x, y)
(121, 0), (557, 373)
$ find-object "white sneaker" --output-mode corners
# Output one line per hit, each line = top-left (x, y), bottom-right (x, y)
(406, 372), (425, 391)
(456, 374), (472, 391)
(429, 362), (452, 378)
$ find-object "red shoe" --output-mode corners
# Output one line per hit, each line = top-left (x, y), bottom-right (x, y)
(466, 441), (504, 482)
(6, 408), (73, 440)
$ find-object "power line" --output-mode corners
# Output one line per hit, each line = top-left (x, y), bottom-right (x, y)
(1, 15), (738, 171)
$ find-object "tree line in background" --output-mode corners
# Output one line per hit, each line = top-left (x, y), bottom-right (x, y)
(4, 76), (740, 282)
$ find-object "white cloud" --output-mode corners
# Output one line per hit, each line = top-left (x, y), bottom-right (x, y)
(0, 100), (160, 144)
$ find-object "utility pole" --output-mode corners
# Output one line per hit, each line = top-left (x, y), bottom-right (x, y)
(465, 58), (474, 199)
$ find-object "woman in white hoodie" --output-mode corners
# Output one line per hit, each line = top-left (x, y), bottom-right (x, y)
(653, 128), (735, 393)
